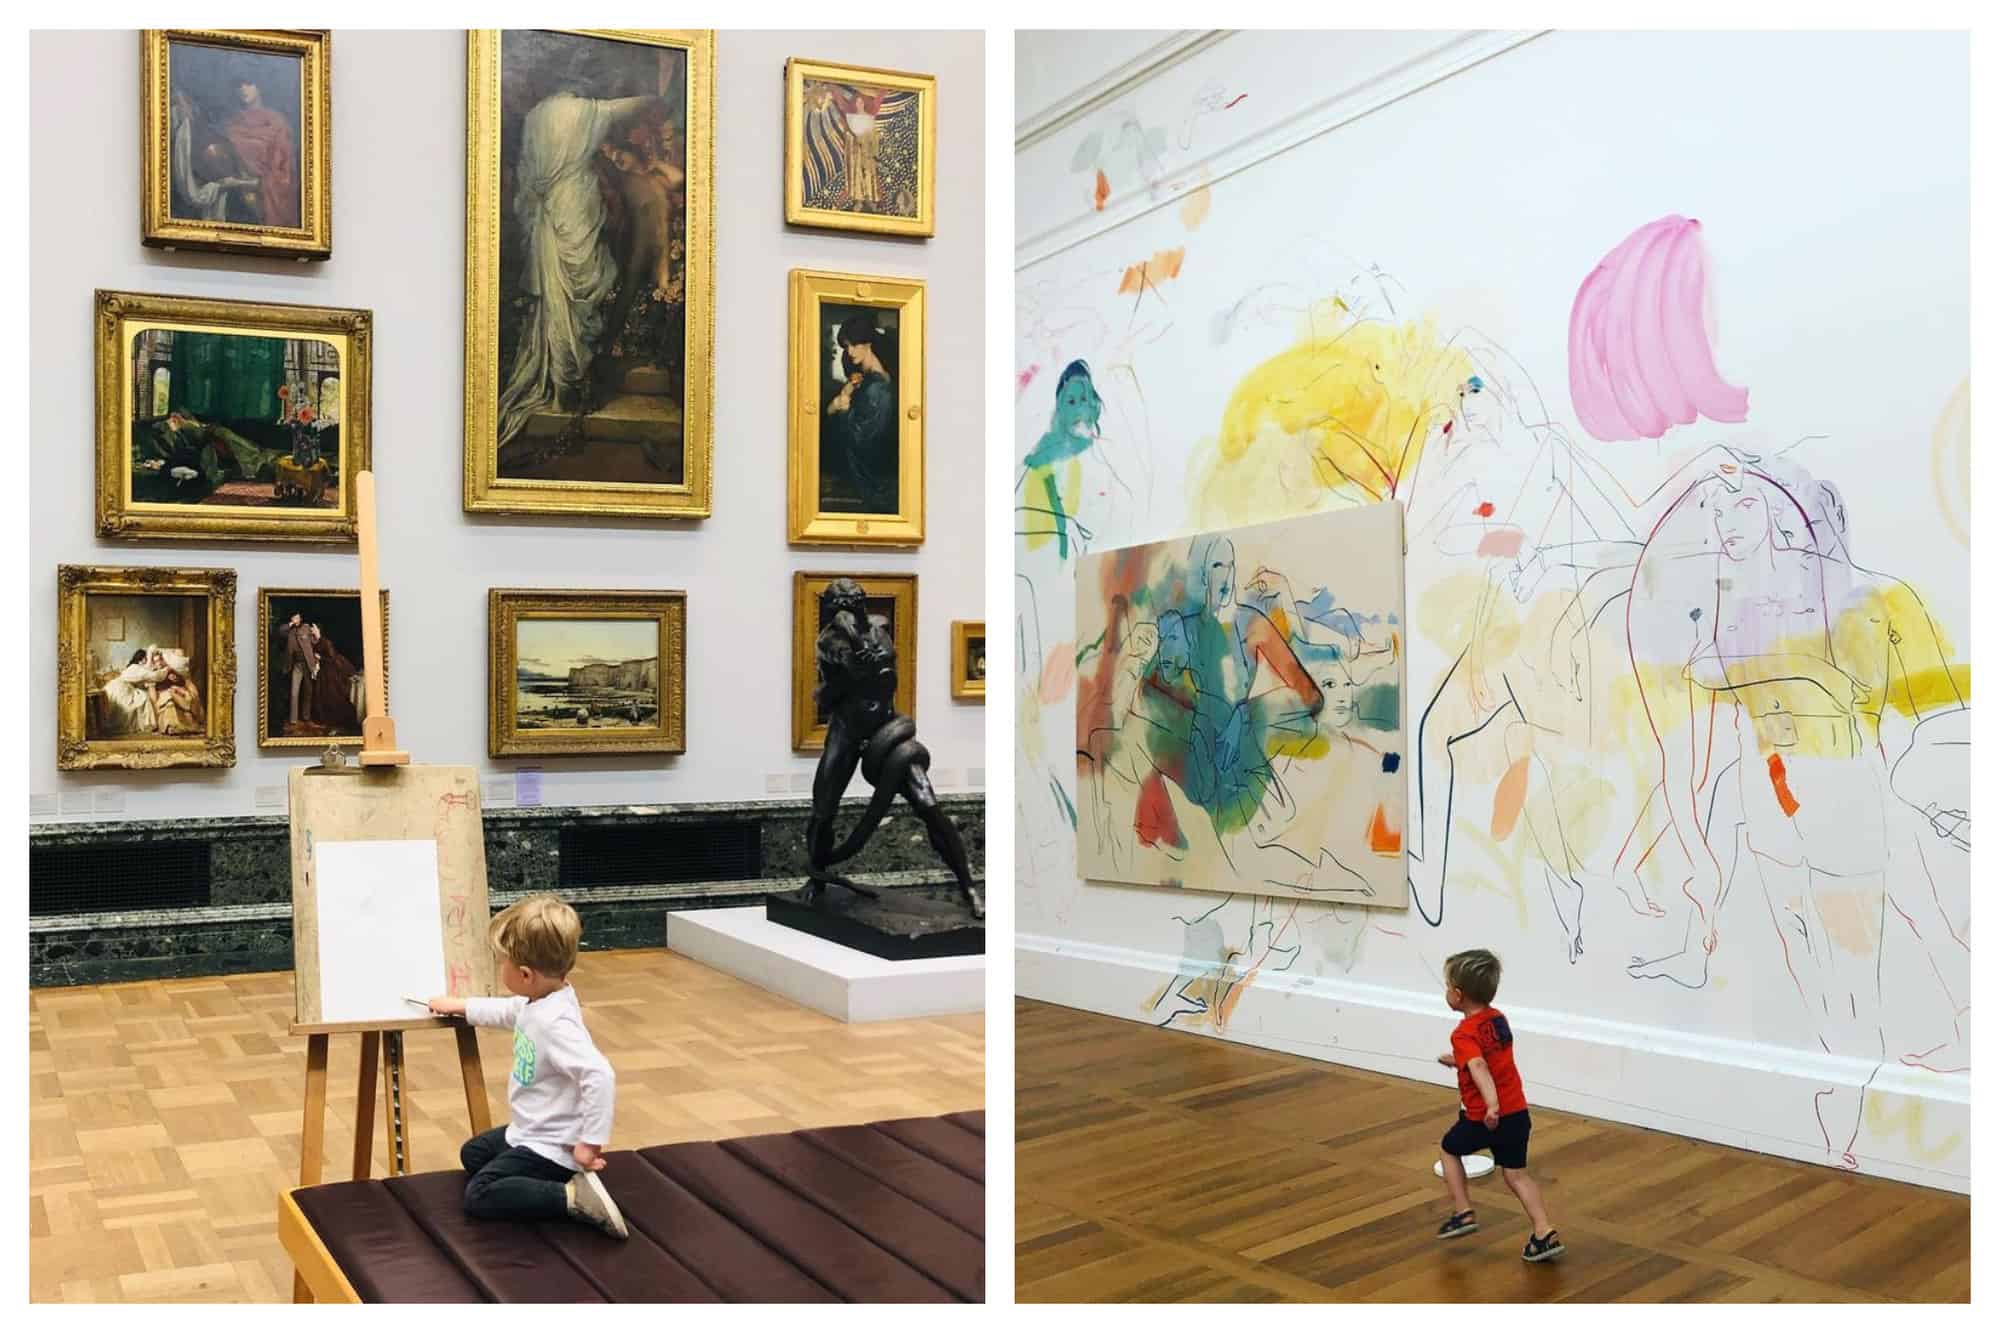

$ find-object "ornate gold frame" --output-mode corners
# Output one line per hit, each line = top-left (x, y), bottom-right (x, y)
(792, 571), (917, 751)
(140, 29), (333, 260)
(788, 269), (926, 547)
(951, 619), (986, 701)
(256, 587), (389, 750)
(57, 565), (238, 771)
(463, 29), (715, 520)
(783, 58), (936, 237)
(94, 289), (372, 545)
(488, 588), (687, 759)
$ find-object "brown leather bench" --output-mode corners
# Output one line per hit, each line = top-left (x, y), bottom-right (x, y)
(280, 1111), (984, 1302)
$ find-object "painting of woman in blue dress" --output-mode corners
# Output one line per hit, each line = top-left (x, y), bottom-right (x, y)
(819, 305), (901, 514)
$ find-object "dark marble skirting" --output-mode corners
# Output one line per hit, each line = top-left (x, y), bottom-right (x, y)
(28, 795), (984, 988)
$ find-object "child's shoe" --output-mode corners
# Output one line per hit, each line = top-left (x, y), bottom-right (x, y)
(1436, 1210), (1478, 1239)
(1522, 1229), (1565, 1262)
(566, 1170), (629, 1241)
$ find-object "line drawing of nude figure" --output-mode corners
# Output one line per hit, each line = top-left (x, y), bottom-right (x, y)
(1617, 457), (1970, 1165)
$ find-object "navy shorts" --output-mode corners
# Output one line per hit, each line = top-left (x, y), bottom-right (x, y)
(1441, 1109), (1532, 1169)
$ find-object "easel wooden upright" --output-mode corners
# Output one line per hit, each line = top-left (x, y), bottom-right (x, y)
(286, 471), (493, 1302)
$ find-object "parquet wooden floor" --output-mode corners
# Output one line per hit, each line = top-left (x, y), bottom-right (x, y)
(1016, 999), (1968, 1303)
(29, 949), (984, 1303)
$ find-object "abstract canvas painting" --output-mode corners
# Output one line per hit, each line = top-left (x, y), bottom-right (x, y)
(1074, 502), (1407, 905)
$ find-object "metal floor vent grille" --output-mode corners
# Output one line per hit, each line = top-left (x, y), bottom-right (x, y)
(31, 842), (211, 917)
(558, 821), (762, 889)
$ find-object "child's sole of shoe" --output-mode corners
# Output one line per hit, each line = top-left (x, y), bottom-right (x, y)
(569, 1169), (629, 1240)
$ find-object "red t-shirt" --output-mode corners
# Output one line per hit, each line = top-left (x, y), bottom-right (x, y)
(1451, 1007), (1528, 1119)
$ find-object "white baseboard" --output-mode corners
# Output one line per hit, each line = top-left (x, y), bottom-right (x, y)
(1018, 934), (1968, 1193)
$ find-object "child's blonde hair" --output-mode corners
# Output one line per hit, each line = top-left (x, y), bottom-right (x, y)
(488, 893), (582, 977)
(1445, 948), (1502, 1006)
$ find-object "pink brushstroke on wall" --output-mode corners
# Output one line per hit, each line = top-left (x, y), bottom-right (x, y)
(1568, 215), (1749, 442)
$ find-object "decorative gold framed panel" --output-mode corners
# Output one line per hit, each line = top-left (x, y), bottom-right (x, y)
(464, 29), (715, 519)
(257, 587), (388, 750)
(791, 571), (917, 751)
(57, 565), (238, 771)
(788, 269), (926, 547)
(951, 619), (986, 701)
(94, 289), (371, 544)
(488, 588), (687, 759)
(783, 58), (936, 237)
(140, 29), (333, 260)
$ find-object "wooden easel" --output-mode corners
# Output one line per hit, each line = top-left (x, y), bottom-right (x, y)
(287, 471), (493, 1303)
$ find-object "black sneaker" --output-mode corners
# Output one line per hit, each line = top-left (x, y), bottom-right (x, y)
(1523, 1229), (1565, 1262)
(1437, 1210), (1478, 1239)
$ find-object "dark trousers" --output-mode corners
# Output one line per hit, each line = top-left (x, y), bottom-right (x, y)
(459, 1125), (572, 1221)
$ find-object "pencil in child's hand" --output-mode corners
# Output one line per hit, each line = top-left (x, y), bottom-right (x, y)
(403, 996), (433, 1010)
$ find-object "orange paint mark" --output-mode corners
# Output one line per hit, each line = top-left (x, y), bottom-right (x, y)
(1039, 643), (1076, 704)
(1117, 248), (1186, 295)
(1474, 501), (1495, 518)
(1367, 803), (1403, 856)
(1093, 169), (1110, 211)
(1491, 757), (1530, 839)
(1767, 752), (1801, 817)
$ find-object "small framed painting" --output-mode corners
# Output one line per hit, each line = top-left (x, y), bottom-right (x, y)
(464, 29), (716, 520)
(57, 565), (238, 771)
(488, 588), (687, 758)
(140, 29), (332, 260)
(788, 269), (925, 546)
(784, 58), (935, 237)
(258, 587), (388, 749)
(951, 620), (985, 701)
(94, 289), (372, 544)
(791, 571), (917, 751)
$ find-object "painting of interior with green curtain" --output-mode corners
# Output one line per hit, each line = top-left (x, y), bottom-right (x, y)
(129, 327), (343, 508)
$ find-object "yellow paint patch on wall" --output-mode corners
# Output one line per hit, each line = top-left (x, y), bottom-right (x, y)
(1187, 313), (1470, 528)
(1019, 457), (1083, 553)
(1179, 181), (1212, 230)
(1863, 1091), (1963, 1164)
(1931, 378), (1970, 548)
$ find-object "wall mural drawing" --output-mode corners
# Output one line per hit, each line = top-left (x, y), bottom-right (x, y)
(1075, 503), (1408, 905)
(1015, 30), (1968, 1183)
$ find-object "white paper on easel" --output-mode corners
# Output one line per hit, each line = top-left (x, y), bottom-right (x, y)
(314, 838), (447, 1023)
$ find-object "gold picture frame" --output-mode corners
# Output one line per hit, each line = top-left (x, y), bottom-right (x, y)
(788, 269), (926, 546)
(792, 571), (917, 751)
(951, 619), (986, 701)
(488, 588), (687, 759)
(784, 58), (936, 237)
(94, 289), (372, 544)
(257, 588), (389, 750)
(464, 29), (716, 520)
(57, 565), (238, 771)
(140, 29), (333, 260)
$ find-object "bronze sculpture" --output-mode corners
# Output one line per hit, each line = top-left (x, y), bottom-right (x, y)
(805, 578), (983, 919)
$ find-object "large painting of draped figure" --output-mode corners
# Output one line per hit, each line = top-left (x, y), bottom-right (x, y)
(464, 29), (714, 519)
(1075, 502), (1409, 905)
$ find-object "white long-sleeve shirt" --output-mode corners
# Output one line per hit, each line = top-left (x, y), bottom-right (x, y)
(464, 985), (615, 1170)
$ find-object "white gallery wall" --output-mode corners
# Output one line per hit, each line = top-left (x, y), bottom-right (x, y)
(1013, 30), (1970, 1189)
(29, 29), (987, 821)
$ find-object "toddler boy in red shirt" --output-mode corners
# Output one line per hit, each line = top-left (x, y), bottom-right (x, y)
(1434, 948), (1563, 1261)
